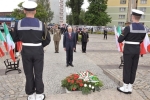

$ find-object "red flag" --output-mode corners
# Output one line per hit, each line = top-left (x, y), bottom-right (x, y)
(0, 47), (5, 57)
(17, 41), (22, 52)
(140, 33), (150, 54)
(140, 42), (146, 55)
(3, 23), (15, 62)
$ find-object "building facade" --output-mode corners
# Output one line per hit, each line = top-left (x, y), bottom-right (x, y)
(0, 12), (15, 27)
(106, 0), (150, 27)
(50, 0), (66, 24)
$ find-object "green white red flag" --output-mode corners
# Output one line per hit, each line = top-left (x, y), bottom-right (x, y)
(3, 23), (15, 61)
(0, 31), (6, 57)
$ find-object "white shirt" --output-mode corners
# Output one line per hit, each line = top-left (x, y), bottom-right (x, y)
(69, 33), (71, 36)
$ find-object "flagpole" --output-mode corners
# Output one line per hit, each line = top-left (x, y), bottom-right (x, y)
(127, 0), (132, 24)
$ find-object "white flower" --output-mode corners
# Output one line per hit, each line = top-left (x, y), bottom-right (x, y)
(89, 84), (91, 88)
(92, 86), (94, 89)
(84, 84), (87, 87)
(84, 76), (89, 81)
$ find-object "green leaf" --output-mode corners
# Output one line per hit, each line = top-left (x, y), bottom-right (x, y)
(85, 0), (111, 26)
(11, 1), (53, 23)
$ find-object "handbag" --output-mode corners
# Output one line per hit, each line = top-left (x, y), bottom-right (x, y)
(42, 23), (51, 47)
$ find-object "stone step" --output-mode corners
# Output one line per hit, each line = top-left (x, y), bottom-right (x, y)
(17, 89), (144, 100)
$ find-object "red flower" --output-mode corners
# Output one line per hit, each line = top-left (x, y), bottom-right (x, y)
(67, 79), (71, 83)
(72, 88), (76, 91)
(78, 79), (83, 83)
(76, 80), (79, 83)
(79, 83), (84, 87)
(71, 80), (74, 84)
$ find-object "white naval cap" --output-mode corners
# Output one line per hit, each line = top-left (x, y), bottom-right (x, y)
(132, 9), (144, 16)
(22, 1), (37, 11)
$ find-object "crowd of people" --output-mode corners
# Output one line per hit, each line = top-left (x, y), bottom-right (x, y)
(4, 1), (147, 100)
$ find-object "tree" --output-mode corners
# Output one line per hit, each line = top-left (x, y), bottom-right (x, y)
(11, 2), (25, 20)
(66, 13), (73, 25)
(11, 2), (52, 23)
(66, 0), (84, 25)
(36, 0), (54, 23)
(85, 0), (111, 26)
(79, 9), (86, 25)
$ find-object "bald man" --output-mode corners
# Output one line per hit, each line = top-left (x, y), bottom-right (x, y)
(63, 26), (76, 67)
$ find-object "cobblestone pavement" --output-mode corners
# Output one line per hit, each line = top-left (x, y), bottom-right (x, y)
(0, 35), (117, 100)
(84, 34), (150, 100)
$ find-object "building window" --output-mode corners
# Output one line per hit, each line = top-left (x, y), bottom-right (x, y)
(120, 0), (126, 4)
(119, 15), (125, 19)
(141, 15), (145, 19)
(120, 7), (126, 12)
(139, 7), (146, 12)
(141, 0), (147, 4)
(118, 22), (125, 26)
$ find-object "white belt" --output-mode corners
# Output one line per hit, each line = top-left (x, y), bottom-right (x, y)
(125, 41), (140, 44)
(22, 43), (42, 46)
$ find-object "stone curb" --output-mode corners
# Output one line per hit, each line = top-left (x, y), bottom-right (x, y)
(103, 69), (123, 86)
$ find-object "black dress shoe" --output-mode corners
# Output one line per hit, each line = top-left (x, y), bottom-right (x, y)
(70, 64), (74, 67)
(66, 64), (69, 67)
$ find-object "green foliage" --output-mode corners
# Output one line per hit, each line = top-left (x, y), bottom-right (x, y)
(11, 1), (52, 22)
(66, 13), (73, 25)
(91, 31), (114, 35)
(82, 87), (92, 95)
(85, 0), (111, 26)
(66, 0), (84, 25)
(36, 0), (54, 23)
(35, 4), (48, 22)
(79, 9), (86, 25)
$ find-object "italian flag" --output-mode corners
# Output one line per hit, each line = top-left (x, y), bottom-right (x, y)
(0, 31), (6, 57)
(140, 33), (150, 54)
(0, 30), (8, 51)
(114, 25), (123, 52)
(0, 47), (4, 57)
(3, 23), (15, 61)
(16, 41), (22, 52)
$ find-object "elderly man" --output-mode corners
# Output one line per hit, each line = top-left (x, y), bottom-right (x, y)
(63, 26), (76, 67)
(117, 9), (146, 94)
(13, 1), (50, 100)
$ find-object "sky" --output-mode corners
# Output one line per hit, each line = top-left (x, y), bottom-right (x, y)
(82, 0), (89, 10)
(0, 0), (28, 12)
(0, 0), (89, 12)
(66, 0), (89, 14)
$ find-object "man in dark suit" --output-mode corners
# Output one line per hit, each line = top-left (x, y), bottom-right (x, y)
(63, 26), (76, 67)
(81, 28), (89, 53)
(104, 28), (107, 40)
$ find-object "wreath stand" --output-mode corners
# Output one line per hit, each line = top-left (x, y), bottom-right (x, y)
(4, 57), (21, 75)
(119, 56), (124, 69)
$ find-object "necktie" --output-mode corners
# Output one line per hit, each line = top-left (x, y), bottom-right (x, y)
(69, 33), (71, 39)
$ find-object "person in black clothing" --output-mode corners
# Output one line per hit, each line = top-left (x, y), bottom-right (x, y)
(73, 27), (78, 52)
(80, 28), (89, 53)
(117, 9), (146, 94)
(91, 27), (93, 34)
(13, 1), (50, 100)
(103, 28), (107, 40)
